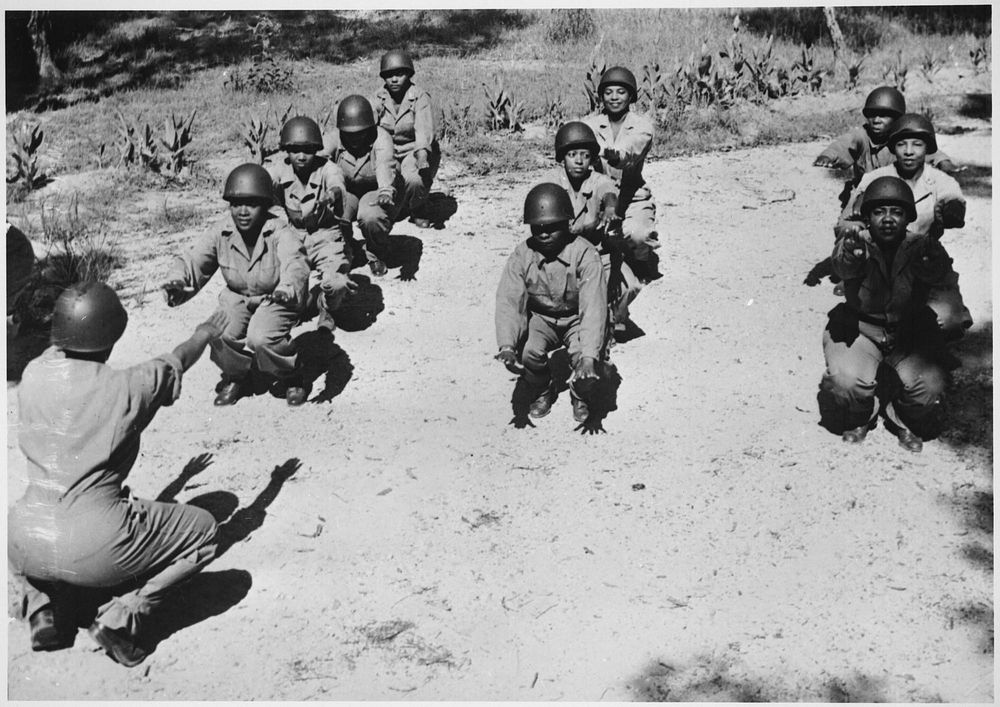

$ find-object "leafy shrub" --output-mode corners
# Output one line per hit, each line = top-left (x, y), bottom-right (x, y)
(224, 16), (294, 93)
(15, 196), (122, 329)
(6, 123), (51, 199)
(545, 9), (596, 44)
(483, 78), (524, 132)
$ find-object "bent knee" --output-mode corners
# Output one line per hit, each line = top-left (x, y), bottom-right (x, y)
(822, 365), (876, 399)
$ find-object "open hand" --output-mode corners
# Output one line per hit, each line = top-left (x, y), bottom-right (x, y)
(494, 348), (524, 375)
(195, 310), (230, 339)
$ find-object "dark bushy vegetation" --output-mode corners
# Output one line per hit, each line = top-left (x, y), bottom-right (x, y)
(741, 6), (992, 52)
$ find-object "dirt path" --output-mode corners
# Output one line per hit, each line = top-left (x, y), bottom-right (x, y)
(7, 131), (992, 701)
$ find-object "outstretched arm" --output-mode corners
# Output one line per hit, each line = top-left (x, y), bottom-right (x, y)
(171, 310), (230, 372)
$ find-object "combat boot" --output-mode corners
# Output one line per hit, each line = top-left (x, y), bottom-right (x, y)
(896, 427), (923, 453)
(841, 424), (869, 444)
(528, 386), (557, 418)
(214, 377), (244, 406)
(570, 394), (590, 423)
(88, 622), (148, 668)
(369, 258), (388, 277)
(29, 607), (75, 652)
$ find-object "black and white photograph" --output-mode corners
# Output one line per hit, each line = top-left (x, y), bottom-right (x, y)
(4, 5), (993, 701)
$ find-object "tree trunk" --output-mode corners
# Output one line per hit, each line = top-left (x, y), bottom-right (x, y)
(27, 11), (62, 86)
(823, 7), (847, 59)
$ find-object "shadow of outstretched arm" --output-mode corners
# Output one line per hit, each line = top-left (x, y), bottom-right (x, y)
(156, 453), (215, 502)
(214, 458), (301, 557)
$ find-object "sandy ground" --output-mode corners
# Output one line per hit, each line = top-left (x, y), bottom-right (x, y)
(6, 128), (992, 700)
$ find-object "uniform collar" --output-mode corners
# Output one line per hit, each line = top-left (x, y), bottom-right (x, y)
(529, 237), (574, 265)
(221, 213), (280, 264)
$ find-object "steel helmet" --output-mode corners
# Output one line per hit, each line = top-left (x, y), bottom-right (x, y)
(336, 95), (376, 133)
(860, 176), (917, 222)
(380, 49), (415, 77)
(555, 121), (599, 161)
(887, 113), (938, 154)
(50, 281), (128, 353)
(223, 163), (273, 204)
(524, 183), (574, 225)
(597, 66), (637, 100)
(863, 86), (906, 118)
(279, 116), (323, 151)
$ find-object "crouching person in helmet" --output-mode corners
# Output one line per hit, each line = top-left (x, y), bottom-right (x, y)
(8, 282), (228, 666)
(320, 95), (400, 277)
(495, 184), (608, 423)
(546, 121), (642, 340)
(818, 177), (968, 453)
(269, 116), (356, 331)
(374, 49), (442, 228)
(582, 66), (659, 283)
(837, 114), (972, 340)
(814, 86), (957, 207)
(162, 163), (310, 407)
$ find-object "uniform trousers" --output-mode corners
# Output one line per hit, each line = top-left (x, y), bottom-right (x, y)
(397, 142), (441, 219)
(210, 289), (299, 379)
(8, 492), (217, 639)
(818, 316), (947, 436)
(342, 189), (397, 264)
(602, 247), (641, 326)
(520, 313), (588, 394)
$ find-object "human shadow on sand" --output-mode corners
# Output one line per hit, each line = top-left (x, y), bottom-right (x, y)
(384, 233), (424, 281)
(508, 349), (623, 433)
(333, 274), (385, 332)
(131, 458), (299, 652)
(415, 191), (459, 229)
(803, 256), (834, 287)
(293, 328), (354, 403)
(215, 458), (300, 556)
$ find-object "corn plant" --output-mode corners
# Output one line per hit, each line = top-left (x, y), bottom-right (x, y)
(916, 103), (936, 125)
(439, 102), (475, 143)
(160, 110), (196, 178)
(242, 115), (272, 164)
(137, 122), (160, 171)
(483, 79), (524, 132)
(583, 60), (607, 113)
(637, 62), (668, 112)
(882, 50), (908, 92)
(919, 50), (944, 83)
(970, 36), (989, 74)
(539, 96), (566, 130)
(115, 109), (137, 167)
(843, 53), (865, 90)
(790, 45), (823, 94)
(115, 110), (162, 173)
(6, 123), (49, 191)
(315, 109), (333, 131)
(271, 103), (295, 135)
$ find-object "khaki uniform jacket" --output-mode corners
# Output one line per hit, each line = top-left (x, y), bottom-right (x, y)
(374, 85), (439, 160)
(841, 164), (965, 238)
(495, 237), (607, 360)
(832, 232), (960, 326)
(18, 347), (184, 509)
(817, 126), (953, 186)
(321, 129), (397, 197)
(542, 168), (617, 245)
(582, 109), (654, 204)
(268, 157), (347, 230)
(167, 213), (309, 306)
